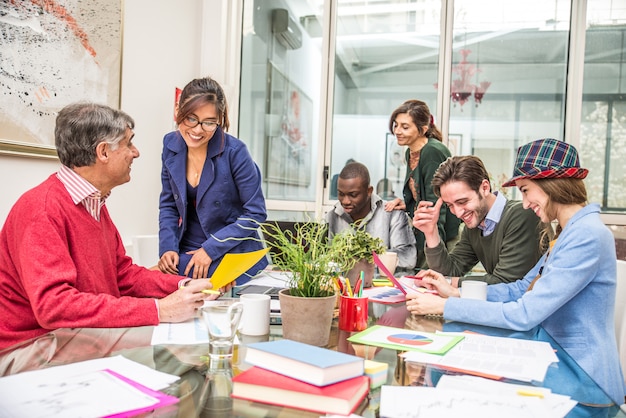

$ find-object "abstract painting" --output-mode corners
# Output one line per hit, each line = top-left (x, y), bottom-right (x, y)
(266, 63), (313, 186)
(0, 0), (122, 157)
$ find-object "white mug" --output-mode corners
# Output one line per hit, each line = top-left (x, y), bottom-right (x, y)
(461, 280), (487, 300)
(239, 293), (271, 336)
(377, 252), (399, 277)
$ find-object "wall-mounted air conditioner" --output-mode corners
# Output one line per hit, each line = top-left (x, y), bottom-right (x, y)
(272, 8), (302, 50)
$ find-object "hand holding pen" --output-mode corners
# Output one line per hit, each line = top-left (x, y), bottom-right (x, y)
(157, 278), (214, 322)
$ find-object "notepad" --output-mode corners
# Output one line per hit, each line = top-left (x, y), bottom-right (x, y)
(348, 325), (463, 355)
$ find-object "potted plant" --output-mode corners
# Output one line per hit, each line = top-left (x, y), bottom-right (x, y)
(257, 220), (386, 346)
(260, 221), (338, 297)
(257, 220), (340, 346)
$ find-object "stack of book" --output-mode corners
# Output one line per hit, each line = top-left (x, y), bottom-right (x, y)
(232, 339), (370, 415)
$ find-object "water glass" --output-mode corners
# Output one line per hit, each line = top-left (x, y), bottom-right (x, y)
(201, 302), (243, 359)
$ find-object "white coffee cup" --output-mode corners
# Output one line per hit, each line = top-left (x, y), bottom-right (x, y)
(239, 293), (271, 336)
(461, 280), (487, 300)
(377, 252), (399, 277)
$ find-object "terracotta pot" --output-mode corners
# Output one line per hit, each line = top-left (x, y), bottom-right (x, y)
(346, 258), (375, 288)
(278, 288), (336, 347)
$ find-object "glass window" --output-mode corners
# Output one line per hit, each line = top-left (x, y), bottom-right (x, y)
(580, 1), (626, 211)
(449, 0), (571, 200)
(238, 0), (626, 218)
(239, 0), (325, 206)
(328, 1), (442, 203)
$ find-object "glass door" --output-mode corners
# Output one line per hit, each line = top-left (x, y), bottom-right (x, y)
(327, 1), (442, 204)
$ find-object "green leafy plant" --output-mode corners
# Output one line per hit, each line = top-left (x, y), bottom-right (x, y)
(258, 221), (338, 298)
(243, 219), (386, 298)
(330, 222), (386, 272)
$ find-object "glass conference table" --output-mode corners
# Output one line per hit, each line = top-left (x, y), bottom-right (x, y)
(0, 299), (624, 418)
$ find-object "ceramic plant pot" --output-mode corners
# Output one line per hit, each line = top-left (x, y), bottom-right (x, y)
(278, 288), (336, 347)
(346, 258), (375, 288)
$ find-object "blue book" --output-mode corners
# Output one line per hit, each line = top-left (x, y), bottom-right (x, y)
(244, 339), (365, 386)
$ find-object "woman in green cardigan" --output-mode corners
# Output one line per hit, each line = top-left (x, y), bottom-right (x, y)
(386, 100), (461, 268)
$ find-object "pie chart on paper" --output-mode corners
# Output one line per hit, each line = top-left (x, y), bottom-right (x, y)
(387, 333), (433, 346)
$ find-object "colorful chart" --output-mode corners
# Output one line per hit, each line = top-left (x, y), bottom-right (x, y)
(387, 333), (433, 346)
(362, 287), (405, 304)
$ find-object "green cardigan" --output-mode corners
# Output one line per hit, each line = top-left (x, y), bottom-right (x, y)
(423, 200), (545, 284)
(402, 138), (460, 266)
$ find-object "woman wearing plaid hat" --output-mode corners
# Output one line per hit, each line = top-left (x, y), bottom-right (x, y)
(406, 138), (625, 404)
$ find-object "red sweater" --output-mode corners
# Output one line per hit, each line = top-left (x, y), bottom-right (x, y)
(0, 175), (180, 349)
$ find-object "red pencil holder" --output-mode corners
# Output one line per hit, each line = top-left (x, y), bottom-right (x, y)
(338, 295), (368, 332)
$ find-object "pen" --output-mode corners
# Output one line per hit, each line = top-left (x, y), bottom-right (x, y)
(354, 278), (362, 298)
(516, 389), (544, 398)
(332, 276), (344, 294)
(180, 284), (222, 295)
(345, 278), (353, 297)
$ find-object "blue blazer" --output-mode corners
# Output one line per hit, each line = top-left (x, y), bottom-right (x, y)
(158, 129), (268, 284)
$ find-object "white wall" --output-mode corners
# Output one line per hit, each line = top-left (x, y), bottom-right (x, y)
(0, 0), (233, 246)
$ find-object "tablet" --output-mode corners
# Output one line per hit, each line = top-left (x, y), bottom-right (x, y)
(236, 284), (282, 299)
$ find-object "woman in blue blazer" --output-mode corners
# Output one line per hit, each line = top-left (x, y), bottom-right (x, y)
(407, 138), (625, 404)
(157, 77), (267, 284)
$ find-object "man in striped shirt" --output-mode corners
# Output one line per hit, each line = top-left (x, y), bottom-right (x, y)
(0, 102), (221, 350)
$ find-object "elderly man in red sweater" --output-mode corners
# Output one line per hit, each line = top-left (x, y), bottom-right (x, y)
(0, 102), (222, 350)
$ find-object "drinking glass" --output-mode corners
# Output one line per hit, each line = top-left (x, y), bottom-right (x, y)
(201, 302), (243, 359)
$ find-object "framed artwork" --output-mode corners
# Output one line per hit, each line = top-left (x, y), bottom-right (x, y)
(0, 1), (122, 159)
(383, 132), (406, 199)
(265, 63), (313, 186)
(447, 133), (463, 156)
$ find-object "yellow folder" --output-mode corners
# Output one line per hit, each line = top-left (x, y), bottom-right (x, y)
(210, 248), (269, 289)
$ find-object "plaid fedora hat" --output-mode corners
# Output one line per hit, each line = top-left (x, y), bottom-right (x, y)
(502, 138), (588, 187)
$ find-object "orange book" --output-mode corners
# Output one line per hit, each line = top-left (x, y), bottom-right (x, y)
(232, 367), (370, 415)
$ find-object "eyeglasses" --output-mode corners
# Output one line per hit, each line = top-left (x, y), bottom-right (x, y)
(182, 115), (219, 132)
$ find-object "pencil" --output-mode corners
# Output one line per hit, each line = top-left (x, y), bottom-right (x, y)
(345, 278), (353, 297)
(332, 276), (343, 294)
(359, 271), (364, 297)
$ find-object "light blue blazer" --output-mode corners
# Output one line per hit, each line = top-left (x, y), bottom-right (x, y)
(445, 204), (625, 403)
(158, 129), (267, 284)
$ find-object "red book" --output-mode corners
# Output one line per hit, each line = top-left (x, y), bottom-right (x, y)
(232, 367), (370, 415)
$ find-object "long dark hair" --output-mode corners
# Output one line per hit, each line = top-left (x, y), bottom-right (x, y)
(176, 76), (230, 132)
(389, 99), (443, 141)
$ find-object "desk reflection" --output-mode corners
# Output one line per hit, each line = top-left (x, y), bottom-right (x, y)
(0, 303), (624, 417)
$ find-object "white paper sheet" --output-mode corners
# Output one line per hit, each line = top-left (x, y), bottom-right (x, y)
(151, 317), (209, 345)
(0, 369), (159, 418)
(0, 355), (178, 392)
(435, 375), (577, 417)
(380, 386), (552, 418)
(151, 317), (240, 346)
(402, 332), (557, 383)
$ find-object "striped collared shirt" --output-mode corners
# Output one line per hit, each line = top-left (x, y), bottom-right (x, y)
(57, 165), (110, 221)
